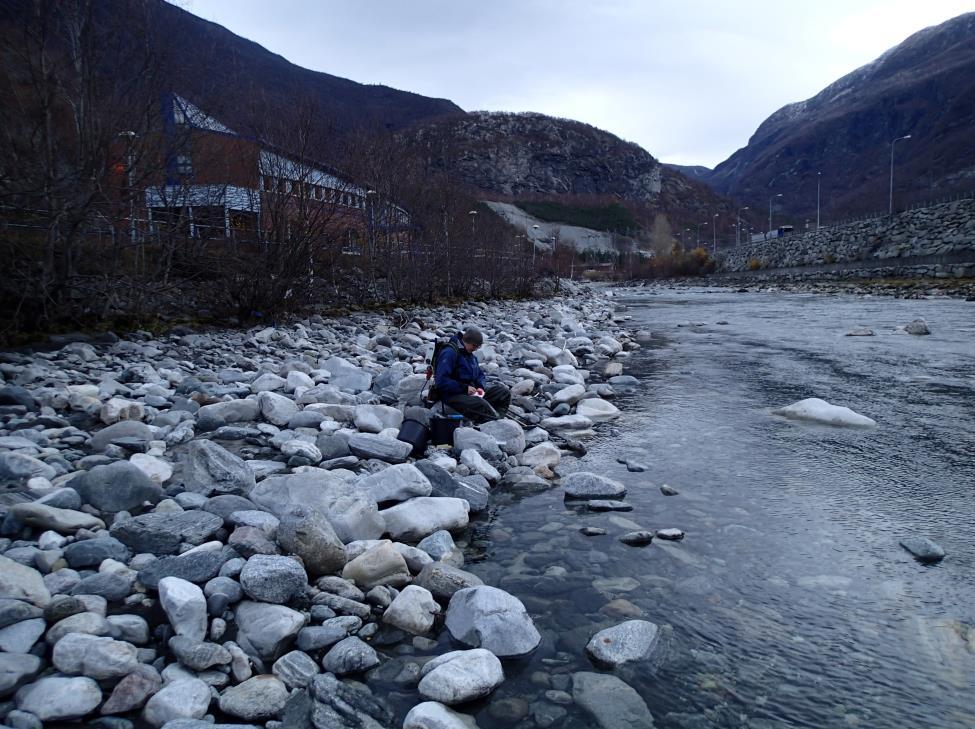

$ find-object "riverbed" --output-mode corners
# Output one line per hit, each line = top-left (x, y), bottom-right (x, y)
(457, 287), (975, 728)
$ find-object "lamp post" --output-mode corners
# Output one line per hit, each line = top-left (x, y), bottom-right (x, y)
(468, 209), (477, 236)
(736, 206), (749, 246)
(816, 172), (821, 230)
(366, 189), (377, 256)
(531, 223), (540, 269)
(712, 213), (719, 256)
(682, 228), (690, 254)
(696, 221), (708, 247)
(889, 134), (911, 215)
(117, 131), (137, 243)
(768, 193), (783, 238)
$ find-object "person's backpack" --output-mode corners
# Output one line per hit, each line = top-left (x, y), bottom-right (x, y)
(425, 338), (460, 403)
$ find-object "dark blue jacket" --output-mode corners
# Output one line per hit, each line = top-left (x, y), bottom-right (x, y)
(435, 332), (486, 398)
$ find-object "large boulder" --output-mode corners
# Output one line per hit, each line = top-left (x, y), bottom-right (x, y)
(404, 702), (479, 729)
(415, 563), (483, 602)
(772, 398), (876, 427)
(0, 452), (56, 483)
(72, 461), (164, 512)
(142, 677), (211, 727)
(251, 470), (384, 543)
(51, 632), (140, 679)
(415, 460), (490, 513)
(380, 497), (470, 542)
(452, 428), (502, 461)
(181, 440), (256, 496)
(576, 398), (620, 422)
(321, 636), (379, 675)
(258, 391), (299, 426)
(445, 586), (540, 658)
(539, 414), (593, 432)
(360, 463), (432, 504)
(218, 674), (289, 721)
(322, 357), (372, 393)
(8, 503), (105, 533)
(275, 506), (347, 576)
(518, 442), (560, 469)
(89, 420), (154, 452)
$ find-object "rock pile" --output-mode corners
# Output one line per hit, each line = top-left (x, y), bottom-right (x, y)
(0, 291), (648, 728)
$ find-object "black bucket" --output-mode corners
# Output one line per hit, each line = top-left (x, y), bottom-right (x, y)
(396, 418), (430, 457)
(430, 414), (464, 446)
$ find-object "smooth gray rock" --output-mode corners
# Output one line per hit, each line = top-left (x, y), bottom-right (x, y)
(296, 616), (361, 652)
(415, 460), (489, 513)
(168, 635), (232, 671)
(418, 648), (504, 705)
(110, 510), (223, 555)
(89, 421), (154, 452)
(382, 585), (441, 635)
(0, 653), (42, 697)
(15, 675), (102, 721)
(250, 470), (385, 543)
(302, 672), (392, 728)
(900, 535), (946, 563)
(0, 617), (45, 653)
(181, 440), (256, 497)
(196, 399), (260, 432)
(52, 632), (140, 678)
(73, 461), (163, 512)
(360, 463), (432, 504)
(239, 554), (306, 604)
(342, 541), (410, 590)
(0, 556), (50, 607)
(0, 599), (42, 630)
(478, 418), (526, 455)
(158, 577), (207, 642)
(0, 452), (57, 482)
(321, 636), (380, 675)
(100, 663), (161, 714)
(63, 537), (131, 568)
(142, 677), (211, 727)
(404, 701), (479, 729)
(445, 586), (540, 657)
(452, 428), (502, 461)
(415, 562), (483, 602)
(619, 531), (654, 546)
(258, 391), (299, 426)
(218, 675), (289, 721)
(380, 497), (470, 542)
(585, 620), (660, 667)
(348, 433), (412, 463)
(9, 502), (104, 533)
(45, 610), (112, 644)
(275, 506), (346, 576)
(353, 404), (404, 434)
(562, 472), (626, 499)
(234, 601), (305, 662)
(137, 547), (235, 589)
(571, 672), (654, 729)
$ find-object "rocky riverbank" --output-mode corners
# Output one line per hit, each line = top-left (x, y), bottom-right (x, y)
(617, 276), (975, 299)
(0, 285), (659, 729)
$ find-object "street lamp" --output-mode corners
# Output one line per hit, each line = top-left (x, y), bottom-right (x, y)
(682, 228), (690, 254)
(816, 172), (821, 230)
(468, 209), (477, 236)
(531, 223), (540, 269)
(736, 206), (749, 246)
(768, 193), (783, 238)
(117, 131), (137, 243)
(889, 134), (911, 215)
(712, 213), (719, 255)
(366, 189), (377, 255)
(696, 221), (708, 247)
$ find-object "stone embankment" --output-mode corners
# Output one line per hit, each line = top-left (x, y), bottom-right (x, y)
(718, 197), (975, 279)
(0, 287), (661, 728)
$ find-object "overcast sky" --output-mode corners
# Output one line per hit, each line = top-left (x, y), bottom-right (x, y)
(188, 0), (972, 168)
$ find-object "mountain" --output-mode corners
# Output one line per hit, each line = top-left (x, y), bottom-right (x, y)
(0, 0), (462, 139)
(665, 164), (713, 182)
(704, 12), (975, 222)
(404, 111), (745, 248)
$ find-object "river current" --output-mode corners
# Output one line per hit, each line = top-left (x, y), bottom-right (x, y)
(441, 288), (975, 729)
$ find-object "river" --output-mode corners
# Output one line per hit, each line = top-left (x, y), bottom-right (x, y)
(452, 287), (975, 729)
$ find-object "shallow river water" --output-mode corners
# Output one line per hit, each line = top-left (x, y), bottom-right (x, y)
(442, 288), (975, 729)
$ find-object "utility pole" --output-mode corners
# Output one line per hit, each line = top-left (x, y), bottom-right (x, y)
(889, 135), (912, 215)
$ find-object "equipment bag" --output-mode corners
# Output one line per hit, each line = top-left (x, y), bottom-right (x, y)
(424, 338), (460, 403)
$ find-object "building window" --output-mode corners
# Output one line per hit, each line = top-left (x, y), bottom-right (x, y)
(176, 154), (193, 175)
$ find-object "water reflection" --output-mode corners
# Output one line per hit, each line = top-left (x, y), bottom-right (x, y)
(461, 289), (975, 729)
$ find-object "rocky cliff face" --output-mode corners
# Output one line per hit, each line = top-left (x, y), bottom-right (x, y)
(406, 112), (663, 201)
(704, 12), (975, 220)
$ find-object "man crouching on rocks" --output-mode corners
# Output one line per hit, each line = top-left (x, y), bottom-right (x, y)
(436, 326), (511, 423)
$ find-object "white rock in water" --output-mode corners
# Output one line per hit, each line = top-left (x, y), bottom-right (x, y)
(772, 398), (876, 427)
(418, 648), (504, 704)
(380, 497), (470, 542)
(903, 318), (931, 335)
(445, 585), (540, 657)
(585, 620), (660, 667)
(576, 398), (620, 422)
(404, 701), (479, 729)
